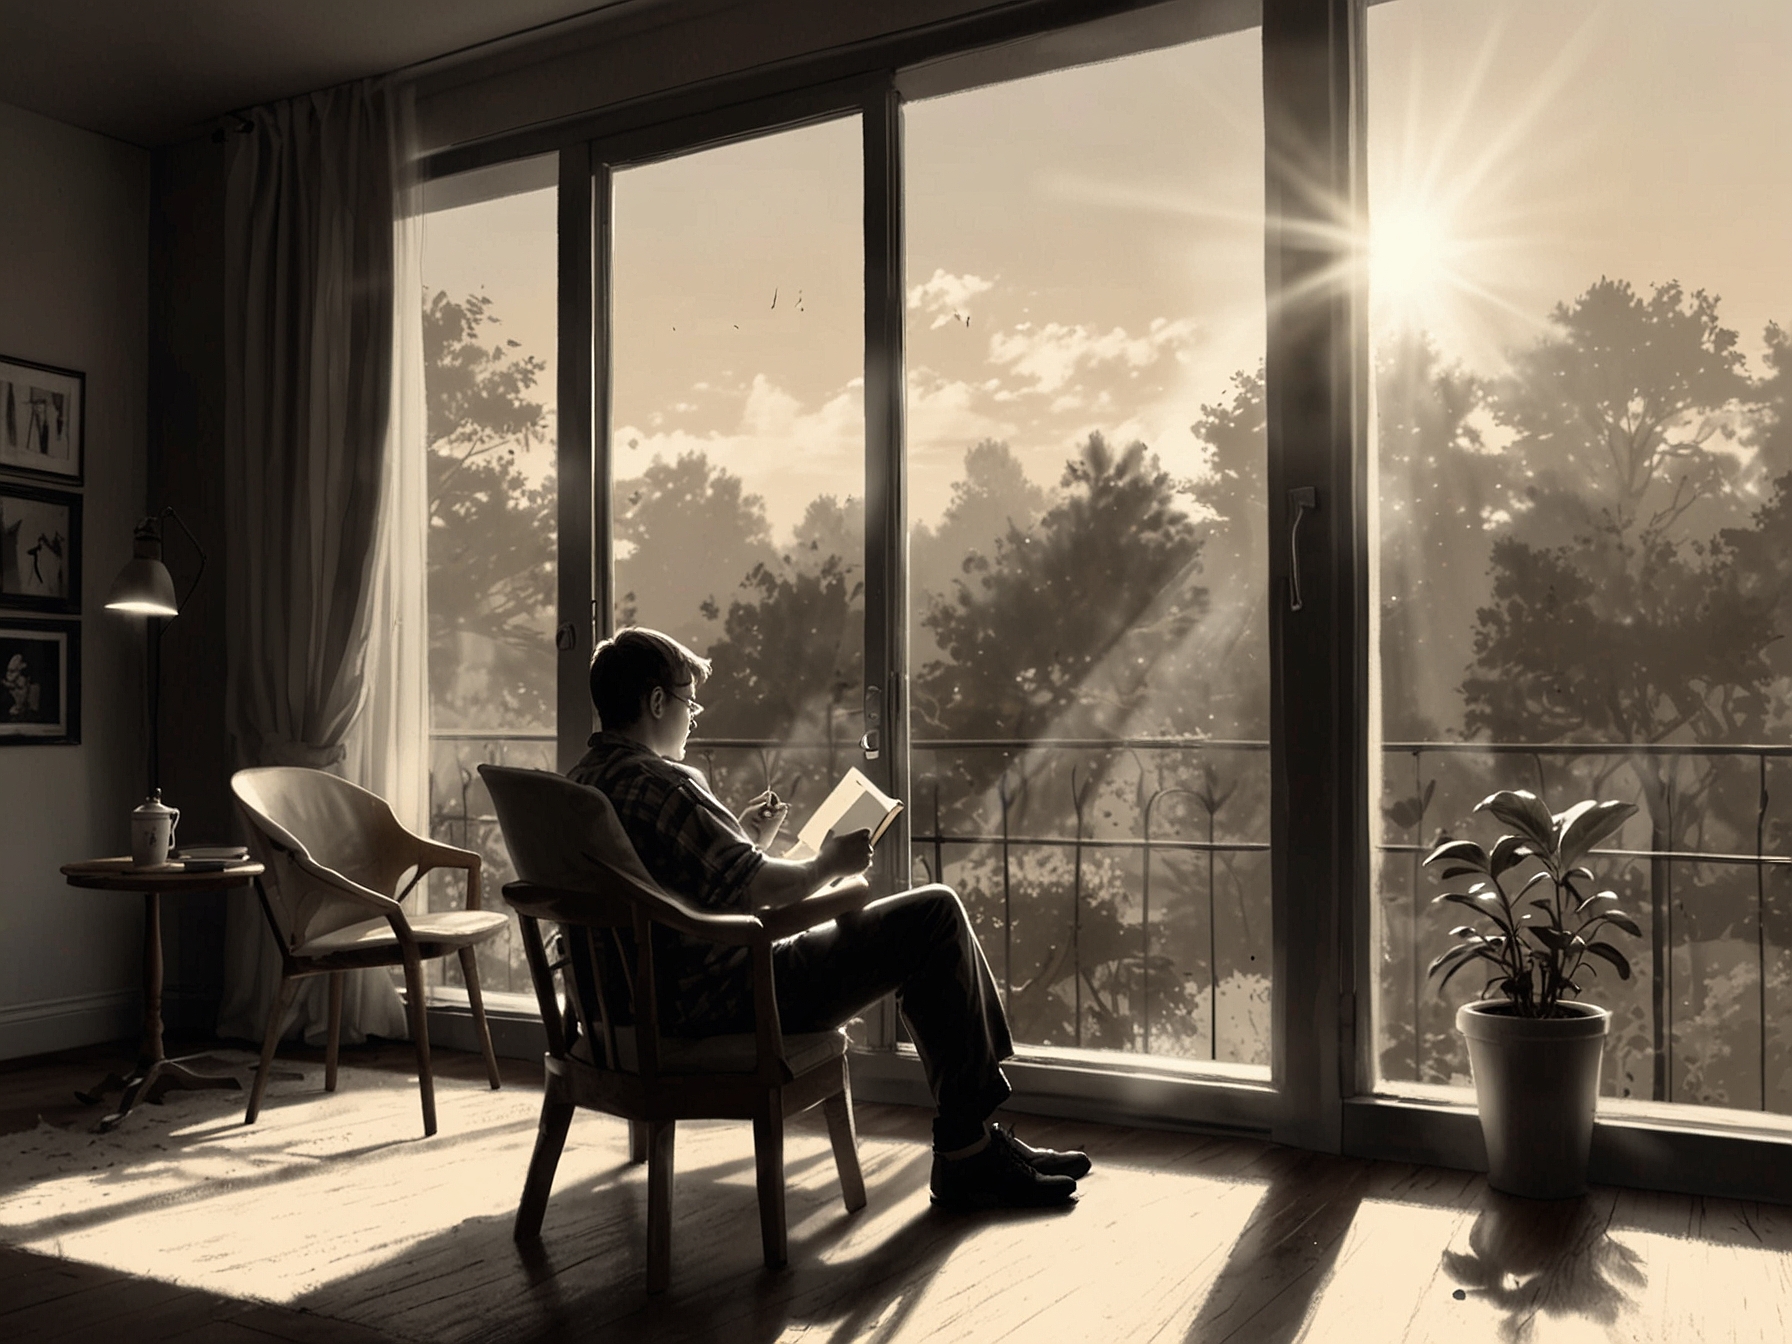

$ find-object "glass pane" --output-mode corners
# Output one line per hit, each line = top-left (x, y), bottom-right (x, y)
(610, 119), (864, 827)
(905, 26), (1269, 1068)
(1369, 1), (1792, 1118)
(420, 155), (559, 1001)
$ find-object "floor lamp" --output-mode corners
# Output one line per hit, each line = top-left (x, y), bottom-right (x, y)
(105, 507), (206, 798)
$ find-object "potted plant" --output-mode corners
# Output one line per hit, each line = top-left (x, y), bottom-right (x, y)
(1424, 789), (1641, 1199)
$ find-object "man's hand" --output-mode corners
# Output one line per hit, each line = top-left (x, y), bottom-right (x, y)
(737, 789), (790, 848)
(745, 826), (874, 910)
(817, 827), (874, 882)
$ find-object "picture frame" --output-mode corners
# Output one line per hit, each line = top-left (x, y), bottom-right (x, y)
(0, 616), (79, 745)
(0, 481), (80, 614)
(0, 355), (84, 484)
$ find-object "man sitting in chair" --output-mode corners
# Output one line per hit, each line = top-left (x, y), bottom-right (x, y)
(568, 626), (1091, 1209)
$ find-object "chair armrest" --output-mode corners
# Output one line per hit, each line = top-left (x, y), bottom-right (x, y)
(409, 837), (483, 909)
(757, 876), (875, 939)
(294, 853), (406, 919)
(503, 880), (767, 946)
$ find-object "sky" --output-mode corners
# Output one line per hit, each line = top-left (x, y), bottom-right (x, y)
(418, 0), (1792, 539)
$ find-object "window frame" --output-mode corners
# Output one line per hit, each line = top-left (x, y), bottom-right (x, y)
(414, 0), (1792, 1202)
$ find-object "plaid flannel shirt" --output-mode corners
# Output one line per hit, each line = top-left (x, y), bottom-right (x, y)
(566, 731), (766, 1032)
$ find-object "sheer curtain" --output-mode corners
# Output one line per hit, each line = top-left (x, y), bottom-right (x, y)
(217, 78), (423, 1046)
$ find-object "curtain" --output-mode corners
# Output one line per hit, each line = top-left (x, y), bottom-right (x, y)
(216, 79), (414, 1046)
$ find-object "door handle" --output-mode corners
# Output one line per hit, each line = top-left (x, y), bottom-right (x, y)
(861, 684), (882, 760)
(1288, 487), (1317, 612)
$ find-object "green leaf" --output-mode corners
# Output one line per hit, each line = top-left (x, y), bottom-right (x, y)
(1437, 865), (1485, 880)
(1585, 911), (1643, 940)
(1477, 790), (1555, 849)
(1488, 835), (1533, 878)
(1517, 870), (1555, 900)
(1435, 891), (1515, 931)
(1532, 925), (1578, 952)
(1434, 945), (1499, 992)
(1424, 839), (1489, 872)
(1582, 941), (1632, 980)
(1427, 942), (1486, 979)
(1556, 799), (1638, 871)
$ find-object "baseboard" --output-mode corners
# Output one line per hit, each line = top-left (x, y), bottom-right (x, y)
(850, 1045), (1276, 1136)
(1343, 1095), (1792, 1207)
(0, 990), (139, 1062)
(424, 1002), (548, 1062)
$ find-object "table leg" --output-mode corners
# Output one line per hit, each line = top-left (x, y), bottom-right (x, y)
(74, 1072), (129, 1105)
(92, 891), (240, 1131)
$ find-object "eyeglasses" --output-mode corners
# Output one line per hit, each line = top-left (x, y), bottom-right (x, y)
(665, 686), (703, 717)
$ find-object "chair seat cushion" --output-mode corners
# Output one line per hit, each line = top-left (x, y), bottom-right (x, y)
(295, 909), (511, 956)
(599, 1025), (848, 1076)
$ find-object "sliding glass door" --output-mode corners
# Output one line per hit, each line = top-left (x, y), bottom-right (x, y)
(419, 154), (560, 1004)
(902, 24), (1271, 1071)
(1367, 0), (1792, 1123)
(606, 117), (867, 838)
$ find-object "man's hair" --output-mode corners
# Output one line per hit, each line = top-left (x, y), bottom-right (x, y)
(589, 626), (712, 729)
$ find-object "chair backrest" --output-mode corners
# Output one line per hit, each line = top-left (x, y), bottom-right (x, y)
(477, 764), (665, 899)
(231, 766), (419, 948)
(479, 764), (697, 1069)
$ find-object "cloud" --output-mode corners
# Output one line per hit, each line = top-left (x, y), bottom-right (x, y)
(985, 316), (1200, 396)
(614, 373), (863, 537)
(908, 268), (995, 329)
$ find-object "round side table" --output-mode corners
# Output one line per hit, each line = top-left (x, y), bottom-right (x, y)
(61, 857), (265, 1132)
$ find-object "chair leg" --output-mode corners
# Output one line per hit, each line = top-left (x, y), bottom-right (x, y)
(400, 947), (437, 1137)
(823, 1085), (867, 1214)
(753, 1099), (789, 1271)
(246, 976), (298, 1125)
(629, 1120), (648, 1164)
(324, 972), (344, 1093)
(459, 945), (502, 1090)
(645, 1120), (677, 1294)
(514, 1097), (575, 1242)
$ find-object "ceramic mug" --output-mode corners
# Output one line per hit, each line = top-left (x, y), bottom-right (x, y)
(130, 792), (180, 868)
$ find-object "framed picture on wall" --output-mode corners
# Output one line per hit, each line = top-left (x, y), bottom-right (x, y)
(0, 482), (80, 614)
(0, 355), (84, 484)
(0, 617), (79, 745)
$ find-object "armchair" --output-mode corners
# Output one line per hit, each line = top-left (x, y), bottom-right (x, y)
(478, 763), (872, 1292)
(230, 766), (509, 1136)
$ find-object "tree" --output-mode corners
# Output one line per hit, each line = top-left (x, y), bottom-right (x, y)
(1464, 278), (1784, 1101)
(424, 291), (554, 729)
(916, 432), (1207, 745)
(612, 450), (776, 655)
(699, 494), (865, 751)
(1372, 334), (1501, 741)
(1467, 281), (1773, 750)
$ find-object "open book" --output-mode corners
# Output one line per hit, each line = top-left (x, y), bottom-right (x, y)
(782, 766), (904, 864)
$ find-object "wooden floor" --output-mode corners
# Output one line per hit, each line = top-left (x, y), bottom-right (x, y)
(2, 1038), (1789, 1343)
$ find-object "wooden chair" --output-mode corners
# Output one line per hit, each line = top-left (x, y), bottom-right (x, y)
(230, 766), (508, 1136)
(478, 763), (871, 1293)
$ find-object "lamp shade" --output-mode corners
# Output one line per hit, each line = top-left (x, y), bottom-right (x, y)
(105, 521), (180, 616)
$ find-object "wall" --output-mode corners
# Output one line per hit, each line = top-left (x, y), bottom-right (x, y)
(0, 100), (151, 1059)
(148, 132), (233, 1038)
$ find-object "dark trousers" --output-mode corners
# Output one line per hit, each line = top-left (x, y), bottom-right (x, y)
(694, 884), (1013, 1143)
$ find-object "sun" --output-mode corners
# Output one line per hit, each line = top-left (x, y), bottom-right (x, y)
(1368, 194), (1459, 335)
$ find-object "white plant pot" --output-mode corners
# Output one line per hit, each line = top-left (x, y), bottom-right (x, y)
(1456, 999), (1611, 1199)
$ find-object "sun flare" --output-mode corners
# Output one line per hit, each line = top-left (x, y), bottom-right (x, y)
(1368, 195), (1459, 334)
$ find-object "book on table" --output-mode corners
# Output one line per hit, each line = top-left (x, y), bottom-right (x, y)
(781, 767), (903, 887)
(170, 844), (251, 872)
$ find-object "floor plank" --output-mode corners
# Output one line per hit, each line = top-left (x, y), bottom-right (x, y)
(3, 1039), (1791, 1343)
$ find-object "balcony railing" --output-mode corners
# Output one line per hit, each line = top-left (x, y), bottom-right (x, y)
(426, 728), (1792, 1112)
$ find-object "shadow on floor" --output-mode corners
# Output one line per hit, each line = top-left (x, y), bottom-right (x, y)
(1438, 1190), (1647, 1344)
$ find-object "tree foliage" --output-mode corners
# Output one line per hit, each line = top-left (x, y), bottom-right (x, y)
(915, 432), (1206, 742)
(424, 291), (554, 728)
